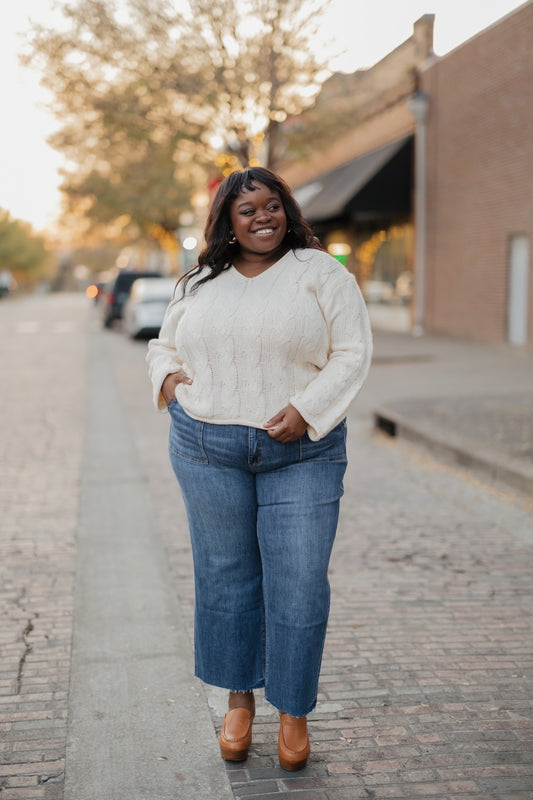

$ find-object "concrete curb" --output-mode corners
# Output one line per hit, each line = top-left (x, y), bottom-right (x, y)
(374, 404), (533, 497)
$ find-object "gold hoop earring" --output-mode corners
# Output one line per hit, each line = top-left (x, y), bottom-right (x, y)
(229, 232), (237, 245)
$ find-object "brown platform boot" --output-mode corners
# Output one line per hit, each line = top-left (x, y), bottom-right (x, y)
(278, 712), (310, 771)
(219, 692), (255, 762)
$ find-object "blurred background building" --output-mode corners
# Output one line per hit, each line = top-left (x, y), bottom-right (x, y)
(279, 4), (533, 347)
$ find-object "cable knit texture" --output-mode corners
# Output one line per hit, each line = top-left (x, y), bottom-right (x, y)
(146, 248), (372, 441)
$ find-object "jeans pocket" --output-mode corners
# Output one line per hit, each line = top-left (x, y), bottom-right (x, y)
(301, 419), (347, 463)
(168, 400), (208, 464)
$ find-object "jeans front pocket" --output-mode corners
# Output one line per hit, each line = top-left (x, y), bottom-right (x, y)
(168, 399), (208, 464)
(300, 419), (347, 463)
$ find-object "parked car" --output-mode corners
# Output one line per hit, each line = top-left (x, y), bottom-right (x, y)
(0, 269), (17, 298)
(123, 277), (178, 339)
(85, 281), (107, 303)
(102, 270), (162, 328)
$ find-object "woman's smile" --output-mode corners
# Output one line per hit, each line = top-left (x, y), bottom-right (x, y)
(230, 182), (288, 266)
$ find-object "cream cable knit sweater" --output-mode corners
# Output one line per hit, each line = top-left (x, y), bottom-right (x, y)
(146, 248), (372, 441)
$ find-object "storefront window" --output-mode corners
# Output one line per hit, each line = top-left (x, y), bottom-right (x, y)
(356, 224), (414, 306)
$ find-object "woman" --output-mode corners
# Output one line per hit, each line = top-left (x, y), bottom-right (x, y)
(147, 167), (372, 771)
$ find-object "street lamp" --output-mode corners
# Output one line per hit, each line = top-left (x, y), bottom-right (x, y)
(407, 91), (429, 336)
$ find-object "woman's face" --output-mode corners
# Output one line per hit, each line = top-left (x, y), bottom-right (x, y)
(229, 181), (288, 261)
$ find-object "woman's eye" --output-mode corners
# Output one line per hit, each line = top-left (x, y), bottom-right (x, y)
(240, 203), (280, 215)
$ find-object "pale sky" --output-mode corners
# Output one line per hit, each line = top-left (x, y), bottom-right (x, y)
(0, 0), (526, 232)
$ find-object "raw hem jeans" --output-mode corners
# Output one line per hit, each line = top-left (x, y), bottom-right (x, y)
(168, 399), (347, 718)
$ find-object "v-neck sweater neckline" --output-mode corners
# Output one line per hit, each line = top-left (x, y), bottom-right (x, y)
(230, 249), (292, 281)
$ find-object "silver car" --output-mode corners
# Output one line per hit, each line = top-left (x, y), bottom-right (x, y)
(123, 277), (178, 338)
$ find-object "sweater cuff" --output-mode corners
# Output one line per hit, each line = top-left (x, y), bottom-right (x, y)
(153, 367), (181, 411)
(289, 399), (329, 442)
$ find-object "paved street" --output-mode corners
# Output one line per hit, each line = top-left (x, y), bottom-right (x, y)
(1, 292), (532, 799)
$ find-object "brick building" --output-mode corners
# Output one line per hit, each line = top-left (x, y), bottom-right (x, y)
(420, 1), (533, 345)
(282, 3), (533, 346)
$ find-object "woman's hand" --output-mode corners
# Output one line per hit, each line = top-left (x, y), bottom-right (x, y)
(161, 370), (193, 406)
(264, 404), (307, 442)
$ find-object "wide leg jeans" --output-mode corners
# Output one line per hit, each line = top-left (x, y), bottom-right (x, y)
(168, 398), (347, 717)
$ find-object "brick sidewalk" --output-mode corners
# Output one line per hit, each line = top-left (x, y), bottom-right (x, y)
(0, 295), (88, 798)
(2, 295), (532, 799)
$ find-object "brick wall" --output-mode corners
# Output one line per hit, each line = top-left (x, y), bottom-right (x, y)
(421, 2), (533, 344)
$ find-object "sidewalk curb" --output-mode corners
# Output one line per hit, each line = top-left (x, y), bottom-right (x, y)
(374, 405), (533, 497)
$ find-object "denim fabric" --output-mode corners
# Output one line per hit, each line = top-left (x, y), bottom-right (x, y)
(167, 398), (347, 717)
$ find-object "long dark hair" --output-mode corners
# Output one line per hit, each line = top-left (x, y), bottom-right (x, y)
(179, 167), (323, 294)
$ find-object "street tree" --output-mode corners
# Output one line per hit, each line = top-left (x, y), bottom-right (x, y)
(23, 0), (333, 243)
(0, 210), (52, 287)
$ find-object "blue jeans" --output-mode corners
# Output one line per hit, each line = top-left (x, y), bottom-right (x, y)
(167, 399), (347, 717)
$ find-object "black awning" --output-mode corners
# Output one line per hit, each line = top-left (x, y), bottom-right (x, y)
(292, 135), (412, 224)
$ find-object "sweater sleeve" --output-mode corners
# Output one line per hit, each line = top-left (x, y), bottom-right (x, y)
(146, 294), (188, 411)
(289, 264), (373, 441)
